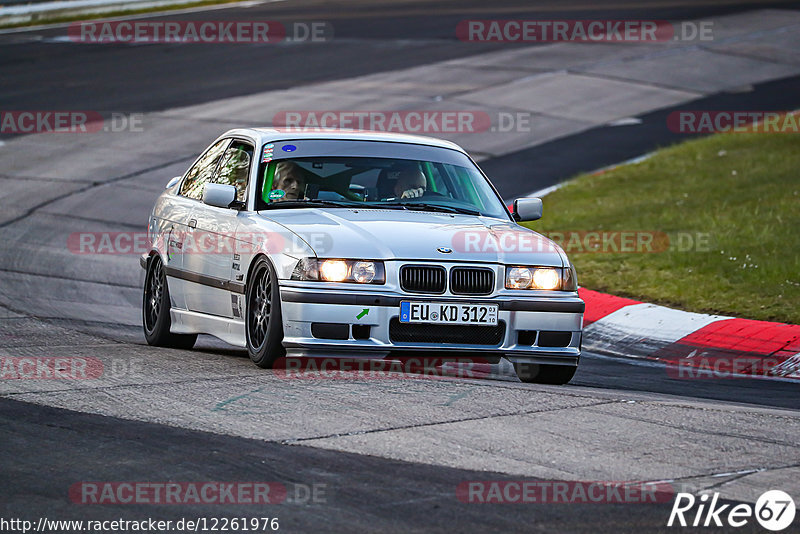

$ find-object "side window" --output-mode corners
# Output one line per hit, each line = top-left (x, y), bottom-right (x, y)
(214, 141), (254, 202)
(179, 139), (229, 200)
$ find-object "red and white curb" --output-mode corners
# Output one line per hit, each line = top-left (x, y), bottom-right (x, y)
(580, 288), (800, 381)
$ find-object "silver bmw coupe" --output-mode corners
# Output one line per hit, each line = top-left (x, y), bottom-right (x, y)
(141, 129), (584, 384)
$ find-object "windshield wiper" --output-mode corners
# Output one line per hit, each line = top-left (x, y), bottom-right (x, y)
(382, 202), (482, 216)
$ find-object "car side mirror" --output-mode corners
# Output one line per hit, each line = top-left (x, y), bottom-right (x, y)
(166, 176), (181, 189)
(203, 183), (238, 209)
(513, 197), (543, 221)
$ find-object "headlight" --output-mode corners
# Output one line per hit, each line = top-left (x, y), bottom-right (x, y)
(532, 267), (560, 290)
(505, 267), (532, 289)
(352, 261), (377, 283)
(505, 266), (577, 291)
(292, 259), (385, 284)
(320, 260), (348, 282)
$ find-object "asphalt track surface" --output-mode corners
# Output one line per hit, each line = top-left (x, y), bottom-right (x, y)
(0, 396), (770, 533)
(1, 0), (799, 532)
(2, 0), (800, 117)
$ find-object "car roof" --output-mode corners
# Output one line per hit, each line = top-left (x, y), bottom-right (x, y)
(221, 128), (467, 153)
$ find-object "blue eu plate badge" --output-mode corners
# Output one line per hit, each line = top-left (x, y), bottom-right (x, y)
(400, 301), (410, 322)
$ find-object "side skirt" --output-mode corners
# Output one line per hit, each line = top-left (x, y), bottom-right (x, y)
(170, 308), (246, 348)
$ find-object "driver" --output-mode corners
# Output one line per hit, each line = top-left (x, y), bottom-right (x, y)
(394, 168), (427, 199)
(273, 161), (307, 201)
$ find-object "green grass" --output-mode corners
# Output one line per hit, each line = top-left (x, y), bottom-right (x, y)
(523, 131), (800, 324)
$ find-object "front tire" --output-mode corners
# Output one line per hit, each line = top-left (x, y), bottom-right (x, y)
(513, 362), (577, 385)
(142, 255), (197, 349)
(245, 257), (285, 368)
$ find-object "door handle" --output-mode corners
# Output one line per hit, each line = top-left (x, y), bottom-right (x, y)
(188, 219), (197, 229)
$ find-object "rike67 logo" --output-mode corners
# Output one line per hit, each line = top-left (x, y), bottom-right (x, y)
(667, 490), (795, 531)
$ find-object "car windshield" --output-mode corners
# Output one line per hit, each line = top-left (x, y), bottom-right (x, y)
(255, 142), (509, 219)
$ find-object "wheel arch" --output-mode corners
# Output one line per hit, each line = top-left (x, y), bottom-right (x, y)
(245, 253), (274, 292)
(143, 249), (175, 307)
(145, 248), (162, 267)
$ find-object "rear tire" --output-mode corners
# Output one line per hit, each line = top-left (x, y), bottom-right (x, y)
(513, 362), (576, 385)
(142, 255), (197, 349)
(245, 257), (285, 368)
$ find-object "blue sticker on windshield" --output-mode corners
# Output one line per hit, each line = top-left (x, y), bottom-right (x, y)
(282, 144), (297, 152)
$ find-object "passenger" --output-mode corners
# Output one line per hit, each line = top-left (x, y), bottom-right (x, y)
(273, 161), (307, 201)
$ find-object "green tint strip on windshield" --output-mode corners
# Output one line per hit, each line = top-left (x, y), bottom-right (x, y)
(422, 161), (438, 193)
(455, 166), (481, 207)
(262, 161), (276, 203)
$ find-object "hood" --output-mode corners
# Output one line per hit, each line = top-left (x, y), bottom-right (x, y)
(257, 208), (564, 266)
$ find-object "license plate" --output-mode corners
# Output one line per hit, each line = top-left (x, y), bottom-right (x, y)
(399, 301), (498, 325)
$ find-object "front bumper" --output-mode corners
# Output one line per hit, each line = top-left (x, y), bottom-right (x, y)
(279, 285), (584, 366)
